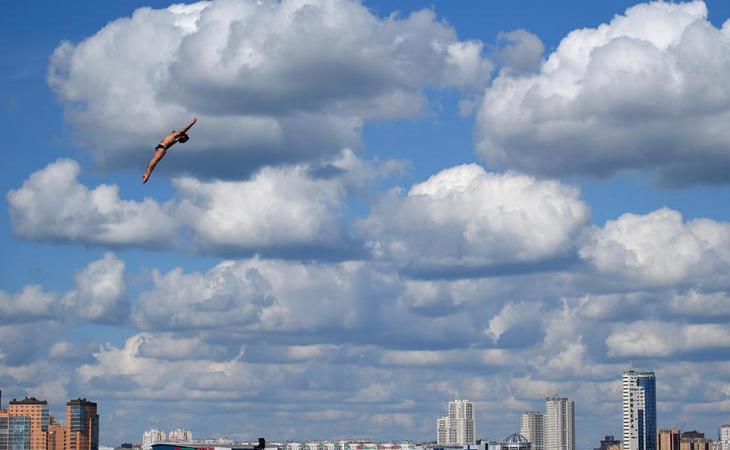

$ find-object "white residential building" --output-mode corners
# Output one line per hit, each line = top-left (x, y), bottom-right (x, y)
(545, 397), (574, 450)
(520, 411), (544, 450)
(168, 428), (193, 442)
(437, 416), (449, 444)
(449, 399), (476, 445)
(720, 424), (730, 450)
(143, 429), (166, 450)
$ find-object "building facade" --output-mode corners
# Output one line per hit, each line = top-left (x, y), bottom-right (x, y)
(720, 426), (730, 450)
(448, 400), (475, 445)
(520, 412), (544, 450)
(657, 429), (680, 450)
(8, 397), (49, 450)
(622, 370), (656, 450)
(66, 398), (99, 450)
(48, 418), (66, 450)
(545, 397), (574, 450)
(437, 417), (449, 444)
(680, 432), (711, 450)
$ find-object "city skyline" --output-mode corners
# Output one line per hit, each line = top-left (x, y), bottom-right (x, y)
(2, 0), (730, 446)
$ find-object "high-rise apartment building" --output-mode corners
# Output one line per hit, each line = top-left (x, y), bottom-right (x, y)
(622, 370), (656, 450)
(8, 397), (49, 450)
(720, 425), (730, 450)
(545, 397), (574, 450)
(437, 416), (449, 444)
(448, 399), (475, 445)
(436, 400), (475, 445)
(520, 412), (544, 450)
(65, 398), (99, 450)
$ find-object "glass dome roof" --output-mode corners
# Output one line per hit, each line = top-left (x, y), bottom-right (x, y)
(504, 434), (529, 444)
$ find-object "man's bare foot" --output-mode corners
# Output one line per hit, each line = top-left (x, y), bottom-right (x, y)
(142, 170), (150, 184)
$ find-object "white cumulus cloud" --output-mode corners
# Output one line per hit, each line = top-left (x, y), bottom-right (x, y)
(48, 0), (491, 178)
(63, 252), (128, 323)
(7, 159), (176, 248)
(579, 207), (730, 286)
(358, 163), (590, 277)
(477, 0), (730, 185)
(8, 152), (376, 258)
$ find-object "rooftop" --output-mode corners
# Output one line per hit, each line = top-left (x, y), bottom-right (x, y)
(66, 398), (97, 406)
(504, 434), (529, 444)
(9, 397), (47, 405)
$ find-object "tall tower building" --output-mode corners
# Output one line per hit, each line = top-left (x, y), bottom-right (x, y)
(437, 416), (449, 444)
(545, 397), (574, 450)
(448, 399), (475, 445)
(65, 398), (99, 450)
(720, 425), (730, 450)
(8, 397), (48, 450)
(622, 370), (656, 450)
(520, 412), (544, 450)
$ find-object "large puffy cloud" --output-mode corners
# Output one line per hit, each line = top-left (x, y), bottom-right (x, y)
(477, 1), (730, 185)
(7, 159), (176, 248)
(8, 152), (375, 258)
(358, 164), (590, 277)
(0, 254), (129, 326)
(48, 0), (490, 178)
(579, 207), (730, 287)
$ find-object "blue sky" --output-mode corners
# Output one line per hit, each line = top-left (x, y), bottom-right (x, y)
(2, 0), (730, 447)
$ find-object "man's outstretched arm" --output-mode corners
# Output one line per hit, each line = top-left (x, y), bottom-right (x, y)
(175, 117), (197, 139)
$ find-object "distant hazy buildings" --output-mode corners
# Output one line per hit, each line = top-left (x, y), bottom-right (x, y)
(520, 412), (544, 450)
(545, 397), (574, 450)
(143, 430), (167, 449)
(435, 400), (475, 445)
(622, 370), (656, 450)
(167, 428), (193, 442)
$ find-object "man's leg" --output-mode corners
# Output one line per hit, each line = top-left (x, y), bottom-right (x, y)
(142, 147), (167, 183)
